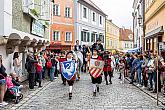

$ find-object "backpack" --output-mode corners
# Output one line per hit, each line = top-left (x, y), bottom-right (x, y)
(46, 60), (52, 69)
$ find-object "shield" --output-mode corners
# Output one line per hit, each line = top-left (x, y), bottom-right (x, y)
(89, 59), (104, 78)
(61, 60), (77, 80)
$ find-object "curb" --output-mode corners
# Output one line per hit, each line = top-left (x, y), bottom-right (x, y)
(125, 77), (165, 106)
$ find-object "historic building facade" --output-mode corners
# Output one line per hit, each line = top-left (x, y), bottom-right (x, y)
(48, 0), (75, 52)
(145, 0), (165, 51)
(106, 19), (120, 51)
(74, 0), (106, 46)
(0, 0), (50, 80)
(119, 28), (133, 50)
(132, 0), (144, 49)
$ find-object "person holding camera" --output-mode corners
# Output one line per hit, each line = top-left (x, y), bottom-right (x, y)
(103, 51), (112, 85)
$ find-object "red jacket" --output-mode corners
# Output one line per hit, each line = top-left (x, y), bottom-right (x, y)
(103, 58), (112, 72)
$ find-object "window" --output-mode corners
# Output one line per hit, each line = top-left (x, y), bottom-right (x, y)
(65, 7), (70, 18)
(81, 31), (90, 42)
(100, 16), (102, 25)
(65, 32), (72, 41)
(53, 4), (60, 16)
(91, 33), (96, 42)
(83, 7), (87, 18)
(125, 43), (127, 48)
(93, 12), (95, 22)
(99, 34), (104, 43)
(53, 31), (60, 41)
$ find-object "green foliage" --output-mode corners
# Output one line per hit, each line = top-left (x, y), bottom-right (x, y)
(30, 9), (39, 17)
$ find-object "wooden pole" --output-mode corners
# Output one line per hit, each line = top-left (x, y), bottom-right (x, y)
(156, 37), (159, 106)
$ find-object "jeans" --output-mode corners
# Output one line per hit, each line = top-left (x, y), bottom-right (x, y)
(137, 69), (142, 84)
(153, 71), (161, 92)
(50, 66), (55, 81)
(131, 68), (135, 83)
(148, 72), (154, 89)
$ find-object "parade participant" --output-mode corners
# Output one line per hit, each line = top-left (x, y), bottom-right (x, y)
(74, 40), (82, 51)
(92, 39), (104, 58)
(103, 51), (112, 85)
(90, 49), (103, 96)
(58, 51), (67, 85)
(61, 51), (76, 99)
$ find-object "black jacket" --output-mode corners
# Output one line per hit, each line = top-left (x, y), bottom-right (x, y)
(74, 45), (81, 51)
(0, 64), (7, 79)
(92, 43), (104, 52)
(26, 56), (38, 73)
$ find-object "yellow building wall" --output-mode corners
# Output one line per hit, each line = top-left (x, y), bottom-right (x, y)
(145, 0), (165, 51)
(106, 20), (120, 51)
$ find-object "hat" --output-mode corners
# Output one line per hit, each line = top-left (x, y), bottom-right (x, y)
(66, 51), (73, 56)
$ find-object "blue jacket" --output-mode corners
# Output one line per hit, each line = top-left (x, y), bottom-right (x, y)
(136, 59), (144, 70)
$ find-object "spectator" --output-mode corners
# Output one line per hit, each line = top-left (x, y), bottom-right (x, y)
(26, 53), (38, 89)
(13, 52), (22, 77)
(0, 56), (8, 106)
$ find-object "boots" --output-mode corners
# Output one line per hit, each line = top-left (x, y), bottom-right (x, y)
(93, 92), (96, 97)
(69, 93), (72, 99)
(38, 81), (42, 88)
(97, 86), (99, 92)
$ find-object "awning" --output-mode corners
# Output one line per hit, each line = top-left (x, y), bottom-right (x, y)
(145, 26), (164, 39)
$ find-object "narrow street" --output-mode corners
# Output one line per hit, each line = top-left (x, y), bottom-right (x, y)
(11, 72), (163, 110)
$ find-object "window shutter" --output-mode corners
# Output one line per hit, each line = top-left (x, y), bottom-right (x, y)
(81, 31), (83, 41)
(87, 32), (90, 42)
(70, 8), (72, 18)
(58, 31), (60, 41)
(70, 32), (72, 41)
(58, 5), (60, 16)
(91, 33), (93, 42)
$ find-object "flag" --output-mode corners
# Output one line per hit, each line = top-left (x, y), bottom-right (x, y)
(89, 59), (104, 78)
(61, 60), (77, 80)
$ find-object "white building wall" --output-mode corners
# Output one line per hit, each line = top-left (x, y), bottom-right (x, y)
(75, 2), (105, 46)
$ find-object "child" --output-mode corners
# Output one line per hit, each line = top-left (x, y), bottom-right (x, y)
(6, 75), (21, 96)
(119, 60), (125, 84)
(90, 49), (102, 97)
(61, 51), (76, 99)
(10, 73), (23, 90)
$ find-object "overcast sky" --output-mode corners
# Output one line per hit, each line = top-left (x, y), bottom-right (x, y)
(92, 0), (134, 29)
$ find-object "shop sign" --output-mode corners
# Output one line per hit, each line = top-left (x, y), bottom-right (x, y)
(31, 20), (45, 37)
(147, 21), (159, 32)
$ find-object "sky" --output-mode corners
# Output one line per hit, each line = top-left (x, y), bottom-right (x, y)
(92, 0), (134, 29)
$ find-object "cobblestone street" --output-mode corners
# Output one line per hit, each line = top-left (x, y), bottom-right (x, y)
(5, 72), (163, 110)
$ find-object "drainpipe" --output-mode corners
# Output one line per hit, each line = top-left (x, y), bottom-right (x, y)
(142, 0), (145, 52)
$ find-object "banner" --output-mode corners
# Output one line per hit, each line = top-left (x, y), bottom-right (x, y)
(89, 59), (104, 78)
(61, 60), (77, 80)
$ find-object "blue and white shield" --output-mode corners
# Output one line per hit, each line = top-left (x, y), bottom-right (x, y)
(61, 60), (77, 80)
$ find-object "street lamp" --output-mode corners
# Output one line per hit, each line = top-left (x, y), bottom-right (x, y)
(138, 15), (143, 27)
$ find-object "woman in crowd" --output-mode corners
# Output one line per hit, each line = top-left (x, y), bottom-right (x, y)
(90, 49), (103, 97)
(146, 54), (155, 91)
(35, 56), (43, 87)
(13, 52), (22, 77)
(135, 55), (144, 86)
(0, 56), (8, 106)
